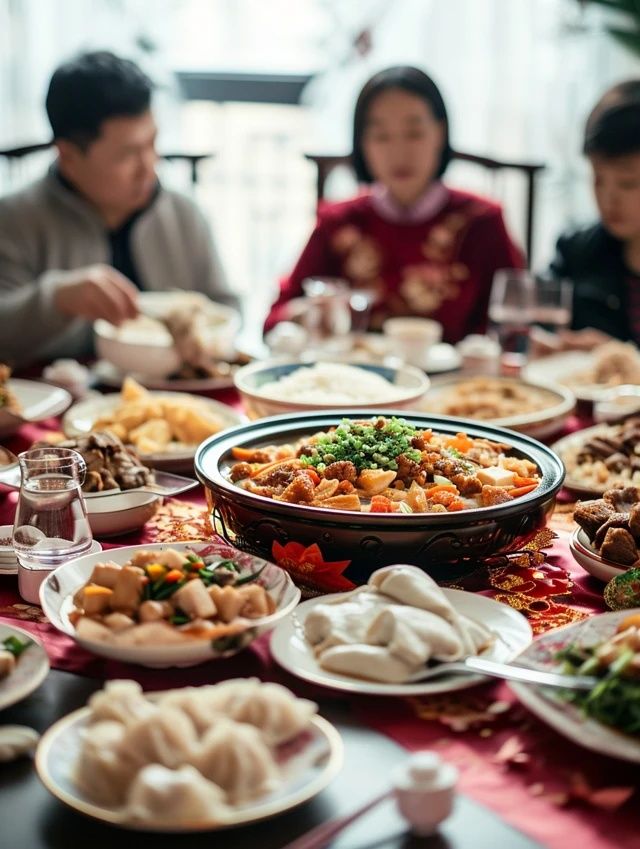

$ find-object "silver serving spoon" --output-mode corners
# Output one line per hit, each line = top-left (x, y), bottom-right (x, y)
(408, 655), (598, 690)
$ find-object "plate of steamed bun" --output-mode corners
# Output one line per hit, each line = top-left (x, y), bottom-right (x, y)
(36, 678), (343, 831)
(270, 565), (533, 696)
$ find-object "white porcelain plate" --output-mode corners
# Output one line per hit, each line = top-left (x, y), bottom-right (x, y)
(0, 622), (50, 710)
(569, 527), (627, 582)
(270, 589), (532, 696)
(522, 351), (607, 403)
(92, 359), (238, 392)
(0, 380), (72, 438)
(40, 541), (300, 668)
(416, 375), (575, 439)
(551, 424), (627, 496)
(62, 390), (243, 472)
(36, 710), (342, 832)
(510, 611), (640, 762)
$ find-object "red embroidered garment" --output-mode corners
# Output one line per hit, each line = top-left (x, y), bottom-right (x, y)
(265, 189), (524, 343)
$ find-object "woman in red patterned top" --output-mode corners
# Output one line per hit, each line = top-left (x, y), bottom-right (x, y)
(265, 66), (524, 343)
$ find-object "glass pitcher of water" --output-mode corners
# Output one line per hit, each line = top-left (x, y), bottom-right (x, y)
(12, 447), (93, 569)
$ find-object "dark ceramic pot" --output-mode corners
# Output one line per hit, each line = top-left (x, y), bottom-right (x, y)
(195, 411), (565, 585)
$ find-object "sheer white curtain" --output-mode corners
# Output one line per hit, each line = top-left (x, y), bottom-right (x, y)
(302, 0), (640, 267)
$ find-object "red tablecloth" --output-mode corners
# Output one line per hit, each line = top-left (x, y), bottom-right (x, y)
(1, 406), (639, 849)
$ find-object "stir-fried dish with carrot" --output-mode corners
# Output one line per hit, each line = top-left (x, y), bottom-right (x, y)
(228, 416), (541, 514)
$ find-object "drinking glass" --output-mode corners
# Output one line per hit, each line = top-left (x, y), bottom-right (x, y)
(12, 447), (93, 570)
(489, 269), (536, 371)
(301, 277), (352, 354)
(531, 275), (573, 334)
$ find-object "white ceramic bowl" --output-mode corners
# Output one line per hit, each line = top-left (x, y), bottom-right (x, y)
(569, 526), (626, 582)
(234, 359), (430, 420)
(94, 292), (241, 380)
(40, 541), (301, 668)
(84, 491), (160, 538)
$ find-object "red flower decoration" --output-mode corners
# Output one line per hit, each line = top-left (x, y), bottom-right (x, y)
(271, 541), (355, 593)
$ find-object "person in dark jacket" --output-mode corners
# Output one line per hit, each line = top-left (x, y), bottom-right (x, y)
(547, 79), (640, 349)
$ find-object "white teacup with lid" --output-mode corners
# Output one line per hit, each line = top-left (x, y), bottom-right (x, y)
(392, 751), (458, 835)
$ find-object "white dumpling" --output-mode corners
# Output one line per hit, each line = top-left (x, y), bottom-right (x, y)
(304, 591), (387, 655)
(117, 706), (197, 771)
(319, 644), (413, 683)
(368, 605), (465, 664)
(215, 681), (317, 745)
(87, 680), (155, 727)
(75, 720), (137, 806)
(451, 614), (494, 656)
(192, 717), (279, 803)
(158, 686), (225, 736)
(126, 764), (229, 825)
(368, 566), (455, 621)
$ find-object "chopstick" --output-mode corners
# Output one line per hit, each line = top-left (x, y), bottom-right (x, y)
(279, 789), (392, 849)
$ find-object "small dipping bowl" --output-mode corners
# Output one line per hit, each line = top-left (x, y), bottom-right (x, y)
(594, 385), (640, 423)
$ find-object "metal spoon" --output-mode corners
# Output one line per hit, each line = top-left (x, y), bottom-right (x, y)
(408, 656), (598, 690)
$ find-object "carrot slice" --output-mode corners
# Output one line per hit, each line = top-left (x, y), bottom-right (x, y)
(425, 484), (459, 495)
(370, 495), (393, 513)
(507, 484), (538, 498)
(512, 475), (539, 488)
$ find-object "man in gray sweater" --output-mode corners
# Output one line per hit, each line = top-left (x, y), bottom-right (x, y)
(0, 51), (237, 367)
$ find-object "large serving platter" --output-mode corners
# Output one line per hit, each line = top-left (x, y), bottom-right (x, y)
(270, 588), (532, 696)
(416, 375), (575, 440)
(195, 410), (565, 583)
(0, 622), (50, 711)
(62, 390), (243, 472)
(36, 707), (342, 832)
(523, 351), (627, 404)
(510, 611), (640, 763)
(0, 379), (72, 438)
(551, 424), (629, 496)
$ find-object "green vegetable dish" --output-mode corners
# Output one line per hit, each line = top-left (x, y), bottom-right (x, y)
(556, 613), (640, 736)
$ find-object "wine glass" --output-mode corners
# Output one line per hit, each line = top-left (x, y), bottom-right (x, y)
(488, 269), (536, 371)
(531, 275), (573, 334)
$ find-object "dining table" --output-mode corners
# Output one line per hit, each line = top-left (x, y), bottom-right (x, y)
(0, 378), (639, 849)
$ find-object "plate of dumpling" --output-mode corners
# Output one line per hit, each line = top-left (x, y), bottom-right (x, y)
(40, 541), (300, 667)
(270, 565), (533, 695)
(36, 678), (343, 831)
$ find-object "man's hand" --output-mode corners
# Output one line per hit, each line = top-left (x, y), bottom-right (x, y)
(53, 264), (139, 325)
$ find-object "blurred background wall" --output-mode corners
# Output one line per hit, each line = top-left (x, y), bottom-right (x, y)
(1, 0), (639, 328)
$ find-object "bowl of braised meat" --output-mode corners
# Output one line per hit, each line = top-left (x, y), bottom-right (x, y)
(194, 411), (564, 585)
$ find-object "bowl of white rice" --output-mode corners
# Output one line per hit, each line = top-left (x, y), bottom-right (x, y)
(234, 360), (430, 419)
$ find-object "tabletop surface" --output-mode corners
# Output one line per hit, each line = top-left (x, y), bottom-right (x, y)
(0, 669), (542, 849)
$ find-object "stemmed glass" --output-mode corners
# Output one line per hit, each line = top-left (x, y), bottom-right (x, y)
(489, 269), (573, 371)
(489, 270), (536, 370)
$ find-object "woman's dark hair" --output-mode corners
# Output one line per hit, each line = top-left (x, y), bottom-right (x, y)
(583, 79), (640, 159)
(46, 51), (153, 149)
(352, 66), (452, 183)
